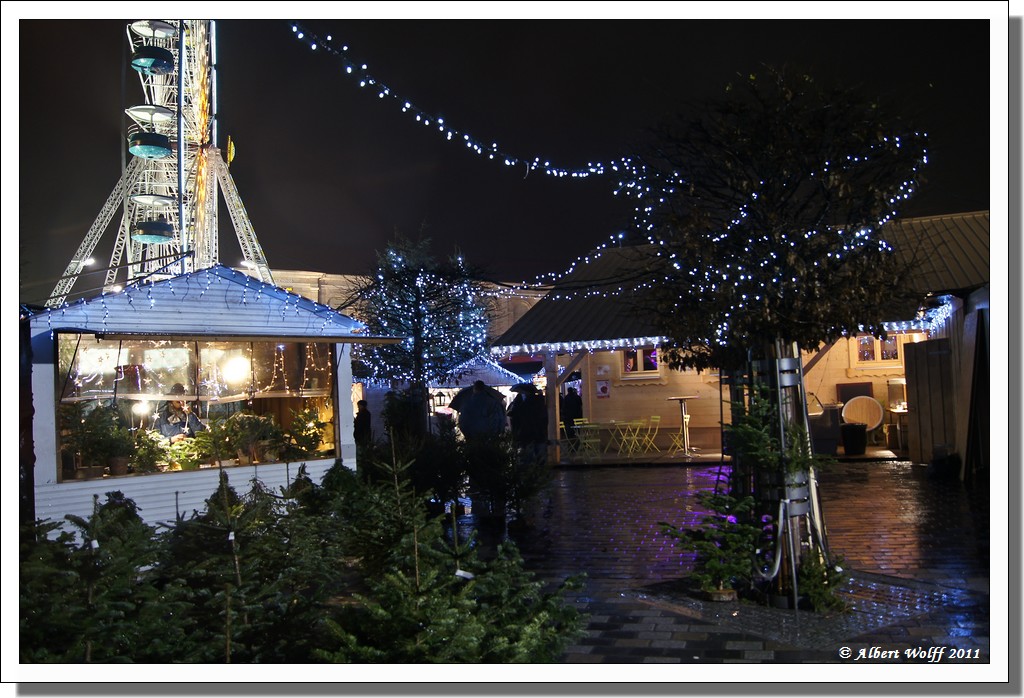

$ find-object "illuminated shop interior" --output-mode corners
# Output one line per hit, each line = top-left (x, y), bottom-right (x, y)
(57, 333), (337, 480)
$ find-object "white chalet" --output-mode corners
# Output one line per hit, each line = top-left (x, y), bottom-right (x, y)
(21, 264), (395, 529)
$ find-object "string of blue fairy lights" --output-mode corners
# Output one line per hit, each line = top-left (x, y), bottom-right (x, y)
(287, 21), (685, 291)
(287, 22), (643, 182)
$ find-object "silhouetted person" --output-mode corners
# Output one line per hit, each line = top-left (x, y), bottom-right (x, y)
(456, 380), (506, 440)
(354, 399), (372, 447)
(508, 385), (546, 462)
(562, 386), (583, 451)
(519, 387), (548, 465)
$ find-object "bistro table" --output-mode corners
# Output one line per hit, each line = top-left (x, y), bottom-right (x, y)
(600, 420), (640, 454)
(666, 395), (699, 457)
(889, 406), (909, 450)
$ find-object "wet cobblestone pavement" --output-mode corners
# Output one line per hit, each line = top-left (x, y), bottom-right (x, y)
(504, 460), (992, 666)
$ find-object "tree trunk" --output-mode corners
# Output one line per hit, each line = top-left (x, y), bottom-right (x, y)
(727, 338), (827, 600)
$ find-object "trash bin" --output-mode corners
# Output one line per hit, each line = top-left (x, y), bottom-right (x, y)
(840, 422), (867, 455)
(809, 404), (841, 456)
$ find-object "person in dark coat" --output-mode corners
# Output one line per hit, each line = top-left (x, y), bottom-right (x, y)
(523, 388), (549, 465)
(508, 385), (547, 465)
(561, 386), (583, 452)
(506, 390), (528, 443)
(455, 380), (506, 440)
(353, 399), (372, 447)
(156, 383), (206, 444)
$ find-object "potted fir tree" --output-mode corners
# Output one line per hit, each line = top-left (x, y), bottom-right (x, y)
(104, 425), (136, 476)
(73, 405), (127, 478)
(284, 407), (328, 459)
(166, 438), (201, 470)
(131, 429), (167, 474)
(225, 412), (282, 464)
(662, 491), (761, 601)
(191, 417), (234, 467)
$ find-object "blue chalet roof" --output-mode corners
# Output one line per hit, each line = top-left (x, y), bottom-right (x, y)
(24, 264), (392, 342)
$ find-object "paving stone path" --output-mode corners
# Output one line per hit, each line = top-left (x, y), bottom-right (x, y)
(503, 460), (990, 664)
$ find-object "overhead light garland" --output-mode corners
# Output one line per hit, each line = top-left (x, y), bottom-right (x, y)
(490, 335), (672, 358)
(288, 22), (639, 183)
(286, 22), (676, 297)
(287, 21), (930, 336)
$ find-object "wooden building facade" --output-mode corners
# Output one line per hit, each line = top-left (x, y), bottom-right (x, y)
(490, 212), (990, 470)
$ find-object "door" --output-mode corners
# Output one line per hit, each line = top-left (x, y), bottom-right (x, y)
(904, 338), (956, 466)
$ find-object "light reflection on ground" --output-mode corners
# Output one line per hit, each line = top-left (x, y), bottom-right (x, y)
(457, 460), (990, 655)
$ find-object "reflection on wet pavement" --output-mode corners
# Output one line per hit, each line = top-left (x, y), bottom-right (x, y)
(500, 460), (990, 663)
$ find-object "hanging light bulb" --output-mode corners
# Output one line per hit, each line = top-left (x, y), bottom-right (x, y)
(223, 355), (251, 386)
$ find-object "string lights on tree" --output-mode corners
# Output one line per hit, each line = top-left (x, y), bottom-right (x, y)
(632, 67), (929, 372)
(337, 236), (492, 388)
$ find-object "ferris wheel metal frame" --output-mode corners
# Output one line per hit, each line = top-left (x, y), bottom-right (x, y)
(45, 19), (274, 308)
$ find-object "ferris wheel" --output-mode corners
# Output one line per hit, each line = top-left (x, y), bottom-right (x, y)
(46, 19), (274, 308)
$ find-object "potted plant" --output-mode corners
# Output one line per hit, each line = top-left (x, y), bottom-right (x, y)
(132, 429), (167, 474)
(797, 552), (849, 613)
(284, 407), (328, 458)
(58, 403), (86, 478)
(71, 404), (126, 479)
(662, 491), (761, 601)
(167, 437), (202, 471)
(225, 412), (282, 464)
(191, 417), (234, 466)
(104, 425), (136, 476)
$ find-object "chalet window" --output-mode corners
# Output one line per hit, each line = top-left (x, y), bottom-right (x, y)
(55, 333), (336, 481)
(850, 332), (926, 369)
(621, 347), (660, 378)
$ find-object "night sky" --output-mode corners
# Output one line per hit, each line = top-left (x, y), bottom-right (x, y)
(12, 9), (999, 306)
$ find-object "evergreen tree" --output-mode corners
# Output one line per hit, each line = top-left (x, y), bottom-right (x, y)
(316, 453), (585, 663)
(235, 472), (350, 662)
(19, 520), (81, 662)
(20, 465), (584, 662)
(470, 541), (585, 662)
(22, 492), (193, 662)
(337, 234), (493, 433)
(158, 473), (267, 662)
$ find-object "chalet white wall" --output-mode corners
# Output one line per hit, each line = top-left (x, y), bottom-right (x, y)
(33, 459), (341, 531)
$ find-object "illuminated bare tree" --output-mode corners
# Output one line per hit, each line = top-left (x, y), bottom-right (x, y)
(637, 66), (927, 372)
(633, 66), (928, 606)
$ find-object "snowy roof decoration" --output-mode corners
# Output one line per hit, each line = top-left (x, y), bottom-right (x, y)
(24, 264), (386, 342)
(433, 355), (526, 388)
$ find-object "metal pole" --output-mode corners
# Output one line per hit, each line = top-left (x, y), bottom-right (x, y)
(177, 20), (188, 265)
